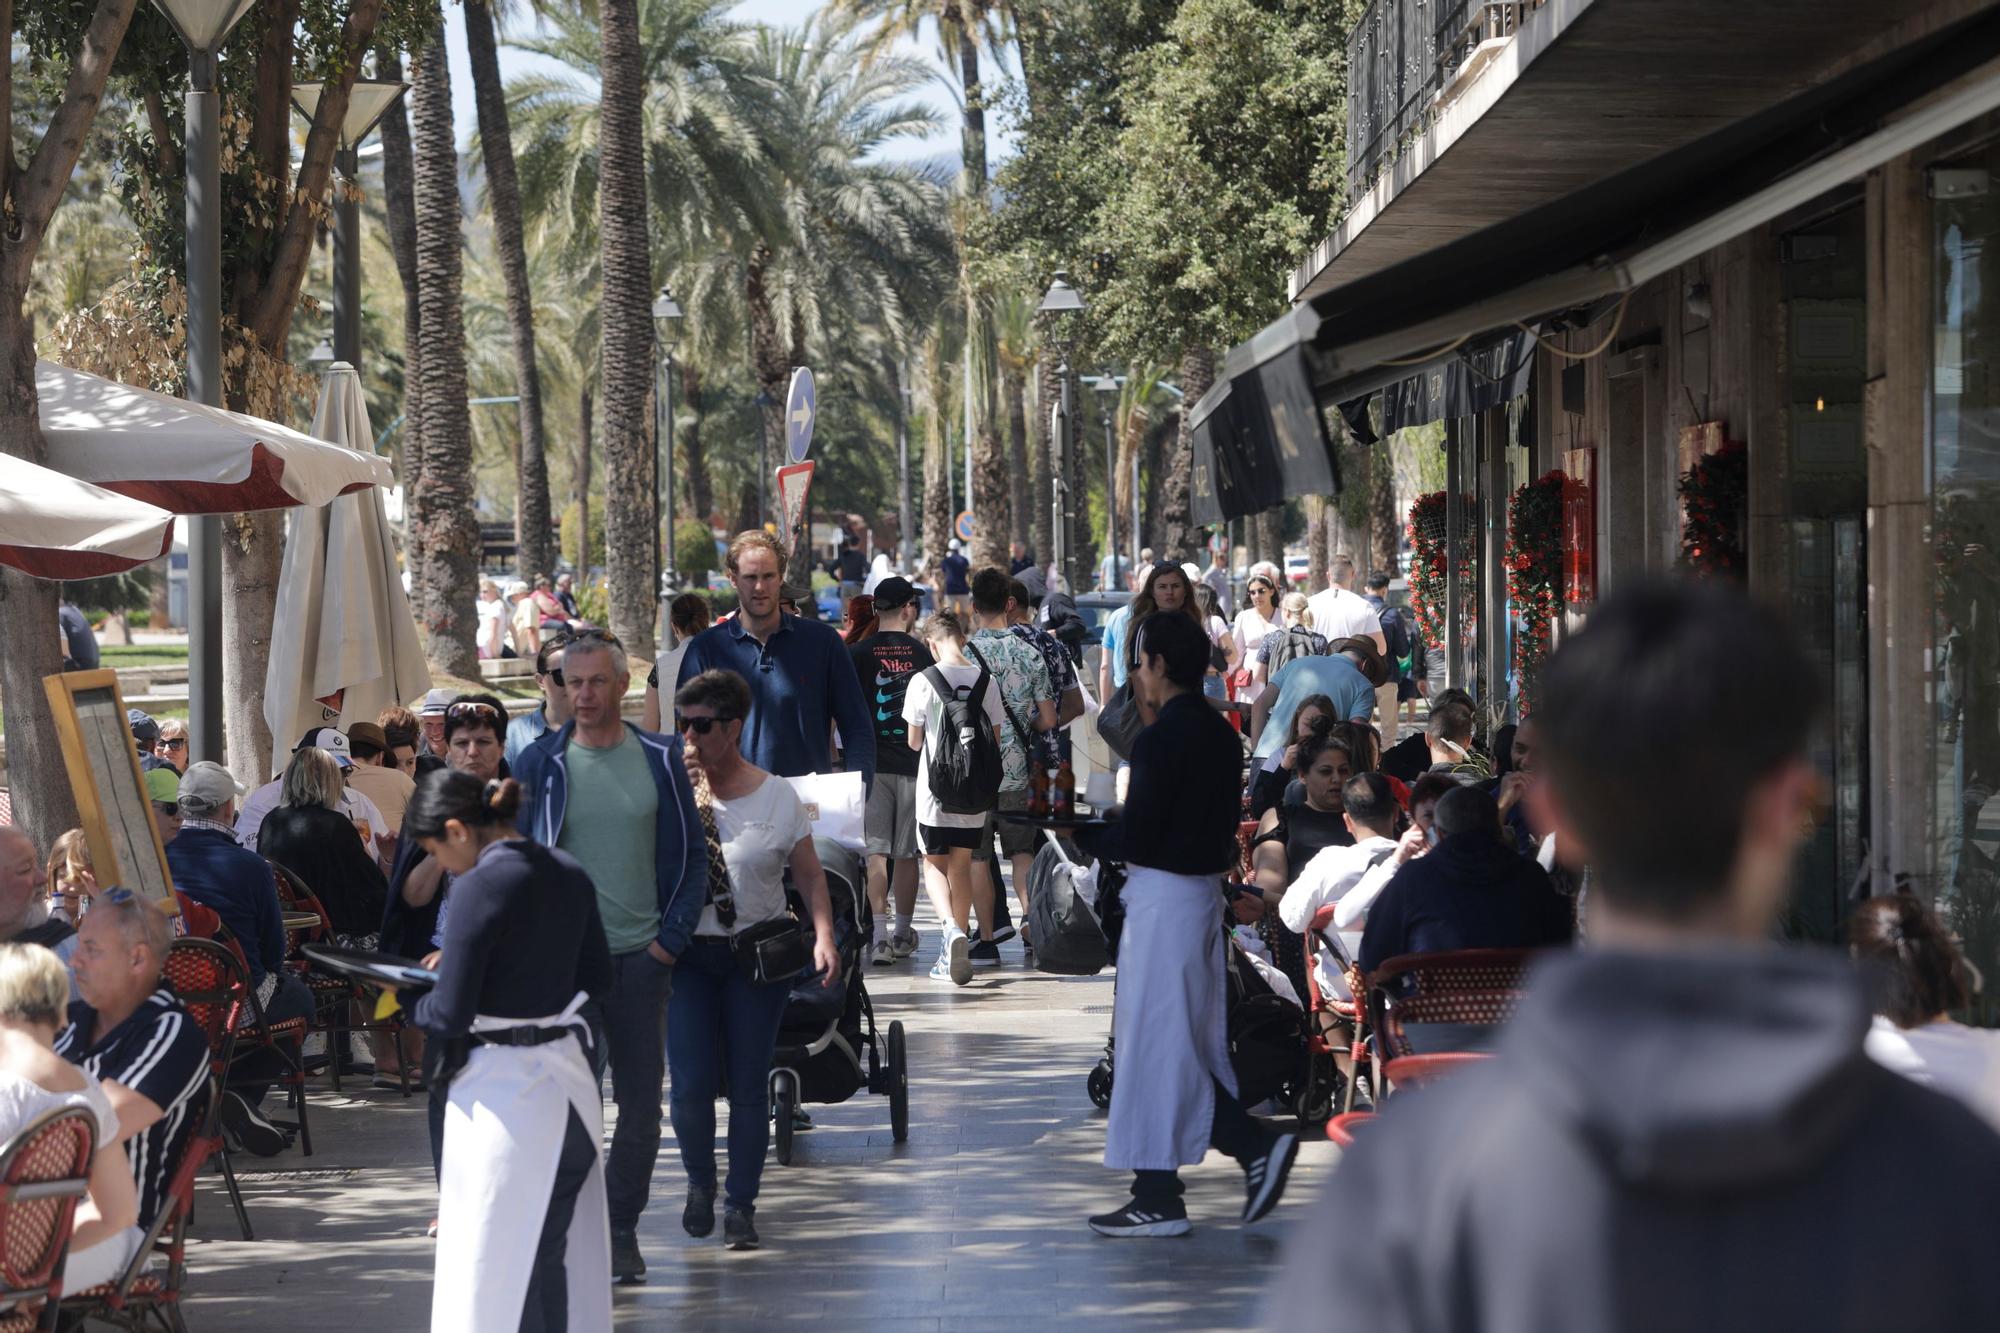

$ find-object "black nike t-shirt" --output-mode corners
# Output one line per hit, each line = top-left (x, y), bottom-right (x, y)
(849, 631), (934, 779)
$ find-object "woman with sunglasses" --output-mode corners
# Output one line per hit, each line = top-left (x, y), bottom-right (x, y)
(667, 669), (839, 1250)
(1232, 572), (1284, 705)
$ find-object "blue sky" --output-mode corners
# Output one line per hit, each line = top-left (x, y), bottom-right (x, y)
(440, 0), (1015, 167)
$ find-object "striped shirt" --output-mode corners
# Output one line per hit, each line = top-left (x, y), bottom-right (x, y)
(55, 987), (209, 1230)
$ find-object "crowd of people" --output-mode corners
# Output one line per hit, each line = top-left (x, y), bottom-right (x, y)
(12, 536), (2000, 1329)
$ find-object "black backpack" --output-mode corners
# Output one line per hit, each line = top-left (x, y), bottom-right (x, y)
(922, 665), (1002, 815)
(1265, 624), (1326, 676)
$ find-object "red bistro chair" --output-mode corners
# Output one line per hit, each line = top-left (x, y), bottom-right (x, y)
(0, 1107), (97, 1332)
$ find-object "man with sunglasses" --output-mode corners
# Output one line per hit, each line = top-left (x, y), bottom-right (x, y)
(514, 629), (707, 1284)
(506, 632), (574, 769)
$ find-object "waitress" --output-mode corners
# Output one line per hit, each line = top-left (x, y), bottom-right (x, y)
(406, 770), (613, 1333)
(1088, 613), (1301, 1238)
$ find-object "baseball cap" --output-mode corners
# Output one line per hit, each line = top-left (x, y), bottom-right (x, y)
(297, 727), (354, 769)
(873, 576), (917, 610)
(418, 688), (456, 717)
(143, 767), (180, 804)
(127, 709), (159, 747)
(178, 760), (245, 815)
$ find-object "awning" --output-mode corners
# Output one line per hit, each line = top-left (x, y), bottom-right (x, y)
(1304, 7), (2000, 403)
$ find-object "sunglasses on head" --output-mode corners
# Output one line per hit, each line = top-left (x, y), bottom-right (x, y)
(677, 714), (736, 735)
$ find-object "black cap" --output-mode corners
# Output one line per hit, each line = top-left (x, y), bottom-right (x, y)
(873, 576), (918, 610)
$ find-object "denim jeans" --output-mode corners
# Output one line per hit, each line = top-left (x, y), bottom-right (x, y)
(581, 946), (673, 1233)
(665, 937), (791, 1213)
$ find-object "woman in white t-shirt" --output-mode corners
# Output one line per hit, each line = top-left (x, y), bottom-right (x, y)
(1851, 894), (2000, 1131)
(667, 668), (840, 1250)
(902, 611), (1003, 987)
(0, 942), (141, 1291)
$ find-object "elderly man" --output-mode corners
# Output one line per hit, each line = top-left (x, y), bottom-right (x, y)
(678, 530), (876, 786)
(167, 761), (310, 1155)
(517, 630), (706, 1284)
(57, 893), (210, 1232)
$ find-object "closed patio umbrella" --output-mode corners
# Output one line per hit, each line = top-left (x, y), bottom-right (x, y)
(0, 452), (176, 579)
(263, 362), (429, 747)
(36, 360), (392, 512)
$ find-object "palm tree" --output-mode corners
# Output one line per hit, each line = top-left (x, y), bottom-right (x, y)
(465, 0), (554, 583)
(409, 17), (481, 679)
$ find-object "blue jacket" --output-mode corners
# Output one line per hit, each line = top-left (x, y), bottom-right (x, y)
(511, 720), (707, 960)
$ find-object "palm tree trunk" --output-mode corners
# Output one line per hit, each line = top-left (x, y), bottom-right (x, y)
(1030, 353), (1055, 571)
(597, 0), (657, 660)
(1162, 343), (1210, 560)
(409, 20), (481, 680)
(1004, 360), (1030, 551)
(465, 0), (554, 584)
(746, 242), (788, 528)
(680, 359), (712, 523)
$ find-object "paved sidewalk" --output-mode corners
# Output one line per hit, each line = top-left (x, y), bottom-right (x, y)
(180, 903), (1337, 1331)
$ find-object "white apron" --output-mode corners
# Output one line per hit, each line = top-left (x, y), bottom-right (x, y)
(1103, 867), (1238, 1171)
(432, 992), (611, 1333)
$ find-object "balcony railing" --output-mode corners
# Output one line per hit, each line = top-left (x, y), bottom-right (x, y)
(1345, 0), (1540, 203)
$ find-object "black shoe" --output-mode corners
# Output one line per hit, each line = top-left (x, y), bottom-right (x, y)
(611, 1229), (646, 1282)
(218, 1090), (288, 1157)
(967, 939), (1002, 966)
(1242, 1130), (1301, 1224)
(1087, 1201), (1190, 1238)
(682, 1186), (715, 1238)
(723, 1206), (759, 1251)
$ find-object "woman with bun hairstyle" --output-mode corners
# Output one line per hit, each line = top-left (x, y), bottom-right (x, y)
(407, 769), (613, 1333)
(1851, 894), (2000, 1130)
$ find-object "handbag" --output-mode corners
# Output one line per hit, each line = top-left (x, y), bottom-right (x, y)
(731, 915), (814, 986)
(1096, 682), (1143, 761)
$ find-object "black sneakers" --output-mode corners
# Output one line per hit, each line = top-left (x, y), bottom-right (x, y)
(218, 1090), (287, 1157)
(1241, 1130), (1302, 1224)
(611, 1229), (646, 1282)
(1087, 1202), (1192, 1238)
(682, 1186), (715, 1238)
(723, 1206), (759, 1251)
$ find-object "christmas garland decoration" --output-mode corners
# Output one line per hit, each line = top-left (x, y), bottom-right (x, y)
(1408, 491), (1473, 651)
(1678, 440), (1748, 578)
(1506, 471), (1567, 713)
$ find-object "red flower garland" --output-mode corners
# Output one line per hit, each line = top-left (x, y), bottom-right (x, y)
(1506, 471), (1567, 714)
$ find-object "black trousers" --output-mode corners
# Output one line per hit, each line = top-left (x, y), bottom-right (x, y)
(1131, 1077), (1263, 1212)
(519, 1106), (597, 1333)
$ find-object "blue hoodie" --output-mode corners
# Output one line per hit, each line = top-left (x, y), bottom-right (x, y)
(512, 721), (707, 960)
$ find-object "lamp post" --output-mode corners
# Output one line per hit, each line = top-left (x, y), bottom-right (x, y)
(151, 0), (258, 767)
(292, 77), (409, 366)
(1094, 374), (1119, 593)
(1036, 271), (1085, 592)
(652, 285), (684, 593)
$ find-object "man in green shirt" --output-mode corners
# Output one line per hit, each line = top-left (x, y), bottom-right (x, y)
(513, 630), (707, 1284)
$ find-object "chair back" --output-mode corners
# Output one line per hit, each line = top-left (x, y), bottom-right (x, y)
(1366, 948), (1539, 1064)
(0, 1106), (96, 1313)
(163, 938), (246, 1075)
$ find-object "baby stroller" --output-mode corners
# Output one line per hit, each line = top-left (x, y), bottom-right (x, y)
(767, 837), (911, 1165)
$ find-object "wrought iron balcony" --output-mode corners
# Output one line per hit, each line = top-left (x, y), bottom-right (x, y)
(1345, 0), (1539, 203)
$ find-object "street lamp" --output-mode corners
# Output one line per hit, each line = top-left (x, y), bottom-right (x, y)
(1036, 271), (1086, 592)
(151, 0), (258, 767)
(293, 77), (409, 366)
(1094, 374), (1120, 593)
(652, 285), (684, 592)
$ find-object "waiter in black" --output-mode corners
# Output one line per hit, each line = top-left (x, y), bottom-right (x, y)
(1088, 611), (1301, 1238)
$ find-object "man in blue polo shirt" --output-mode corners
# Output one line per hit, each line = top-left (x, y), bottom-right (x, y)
(678, 530), (876, 786)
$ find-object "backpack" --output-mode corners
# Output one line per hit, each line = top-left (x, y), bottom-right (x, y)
(922, 665), (1002, 815)
(1265, 624), (1326, 677)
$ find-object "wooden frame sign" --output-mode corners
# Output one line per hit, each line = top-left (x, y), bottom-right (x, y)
(43, 669), (178, 914)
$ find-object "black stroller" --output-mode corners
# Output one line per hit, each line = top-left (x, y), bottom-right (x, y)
(767, 837), (911, 1165)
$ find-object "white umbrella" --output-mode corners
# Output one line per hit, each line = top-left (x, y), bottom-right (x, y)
(264, 362), (430, 746)
(36, 360), (393, 513)
(0, 452), (176, 579)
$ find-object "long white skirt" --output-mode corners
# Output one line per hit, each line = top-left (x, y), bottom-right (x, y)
(1103, 867), (1237, 1171)
(432, 994), (610, 1333)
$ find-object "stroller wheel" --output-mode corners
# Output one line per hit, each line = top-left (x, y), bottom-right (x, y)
(773, 1072), (797, 1167)
(887, 1021), (909, 1144)
(1087, 1061), (1113, 1110)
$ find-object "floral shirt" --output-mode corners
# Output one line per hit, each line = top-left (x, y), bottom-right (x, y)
(966, 628), (1054, 792)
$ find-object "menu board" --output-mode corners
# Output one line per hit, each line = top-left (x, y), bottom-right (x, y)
(43, 669), (177, 913)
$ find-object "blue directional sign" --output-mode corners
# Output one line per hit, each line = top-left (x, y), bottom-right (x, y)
(786, 367), (816, 463)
